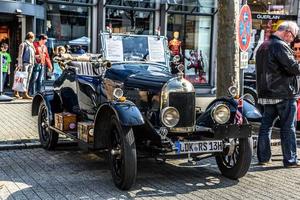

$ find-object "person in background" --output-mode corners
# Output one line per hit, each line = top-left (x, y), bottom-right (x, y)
(30, 34), (52, 95)
(256, 21), (300, 168)
(0, 43), (11, 90)
(75, 45), (85, 55)
(15, 32), (35, 99)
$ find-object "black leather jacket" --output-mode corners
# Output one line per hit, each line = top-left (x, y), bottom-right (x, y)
(256, 35), (300, 99)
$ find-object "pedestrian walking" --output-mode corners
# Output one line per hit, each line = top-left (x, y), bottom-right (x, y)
(0, 43), (11, 89)
(30, 34), (52, 95)
(256, 21), (300, 168)
(14, 32), (35, 99)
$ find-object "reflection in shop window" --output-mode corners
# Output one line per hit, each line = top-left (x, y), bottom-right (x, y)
(106, 8), (154, 35)
(107, 0), (155, 8)
(167, 14), (212, 86)
(46, 4), (91, 53)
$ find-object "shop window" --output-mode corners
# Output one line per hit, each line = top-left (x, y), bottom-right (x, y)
(167, 14), (212, 86)
(106, 0), (156, 8)
(106, 8), (154, 35)
(248, 0), (299, 15)
(247, 0), (299, 68)
(46, 4), (91, 53)
(167, 0), (215, 14)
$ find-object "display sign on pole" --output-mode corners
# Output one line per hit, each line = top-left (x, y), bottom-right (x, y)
(238, 5), (252, 52)
(240, 51), (248, 69)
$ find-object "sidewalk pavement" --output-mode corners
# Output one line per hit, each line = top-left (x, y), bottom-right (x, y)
(0, 99), (299, 150)
(0, 99), (40, 150)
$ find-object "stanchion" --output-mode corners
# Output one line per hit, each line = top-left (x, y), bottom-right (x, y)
(0, 54), (13, 101)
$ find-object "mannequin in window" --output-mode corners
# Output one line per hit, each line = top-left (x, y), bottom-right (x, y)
(169, 31), (182, 73)
(168, 31), (182, 56)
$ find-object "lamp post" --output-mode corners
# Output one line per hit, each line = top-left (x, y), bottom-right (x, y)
(0, 54), (13, 101)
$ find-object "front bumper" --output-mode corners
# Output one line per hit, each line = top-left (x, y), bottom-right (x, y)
(212, 124), (252, 139)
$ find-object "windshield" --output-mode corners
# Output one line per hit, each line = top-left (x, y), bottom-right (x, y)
(102, 34), (168, 64)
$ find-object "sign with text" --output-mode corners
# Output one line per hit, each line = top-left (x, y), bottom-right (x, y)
(240, 51), (248, 69)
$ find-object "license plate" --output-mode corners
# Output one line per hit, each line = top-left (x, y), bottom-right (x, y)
(175, 140), (223, 154)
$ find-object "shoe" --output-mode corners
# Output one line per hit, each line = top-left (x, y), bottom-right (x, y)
(14, 91), (20, 99)
(23, 93), (33, 100)
(257, 161), (272, 166)
(284, 163), (300, 168)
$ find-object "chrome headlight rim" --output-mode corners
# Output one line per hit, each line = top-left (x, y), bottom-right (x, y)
(211, 104), (231, 124)
(113, 88), (124, 99)
(160, 106), (180, 128)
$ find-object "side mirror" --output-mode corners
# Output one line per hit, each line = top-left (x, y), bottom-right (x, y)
(228, 86), (238, 97)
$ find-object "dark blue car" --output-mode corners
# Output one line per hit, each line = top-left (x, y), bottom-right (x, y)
(31, 33), (261, 190)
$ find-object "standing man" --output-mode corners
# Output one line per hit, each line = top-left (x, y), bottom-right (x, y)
(31, 34), (52, 95)
(0, 43), (11, 89)
(256, 21), (300, 168)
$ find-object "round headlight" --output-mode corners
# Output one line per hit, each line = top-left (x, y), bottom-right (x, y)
(211, 104), (230, 124)
(160, 107), (180, 128)
(113, 88), (123, 99)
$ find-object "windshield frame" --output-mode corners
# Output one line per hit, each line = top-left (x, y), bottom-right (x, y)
(100, 33), (170, 66)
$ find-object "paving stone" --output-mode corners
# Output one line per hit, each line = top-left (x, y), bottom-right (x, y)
(0, 146), (299, 199)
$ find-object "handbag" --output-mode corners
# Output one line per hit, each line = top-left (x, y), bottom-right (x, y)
(12, 71), (28, 92)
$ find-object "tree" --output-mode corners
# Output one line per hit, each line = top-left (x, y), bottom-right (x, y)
(217, 0), (240, 97)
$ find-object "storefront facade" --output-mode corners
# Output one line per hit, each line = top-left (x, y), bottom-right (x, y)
(0, 0), (45, 71)
(96, 0), (218, 93)
(0, 0), (218, 94)
(246, 0), (299, 65)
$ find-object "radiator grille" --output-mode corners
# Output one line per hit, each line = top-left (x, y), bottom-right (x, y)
(169, 92), (195, 127)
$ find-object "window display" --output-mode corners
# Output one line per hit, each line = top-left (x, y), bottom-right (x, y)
(167, 14), (212, 85)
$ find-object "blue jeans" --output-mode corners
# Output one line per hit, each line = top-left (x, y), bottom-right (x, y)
(2, 72), (7, 90)
(257, 99), (298, 166)
(29, 64), (45, 95)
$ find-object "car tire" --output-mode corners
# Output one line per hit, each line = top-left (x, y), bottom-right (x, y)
(38, 102), (58, 150)
(215, 137), (253, 179)
(109, 115), (137, 190)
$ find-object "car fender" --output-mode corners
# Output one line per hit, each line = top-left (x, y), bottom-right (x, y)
(32, 91), (62, 124)
(205, 97), (262, 120)
(93, 100), (144, 149)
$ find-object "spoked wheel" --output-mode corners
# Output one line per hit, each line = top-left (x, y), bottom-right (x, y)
(38, 102), (58, 150)
(109, 115), (137, 190)
(215, 137), (253, 179)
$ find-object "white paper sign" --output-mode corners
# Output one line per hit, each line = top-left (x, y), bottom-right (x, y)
(106, 36), (123, 61)
(148, 37), (165, 62)
(240, 51), (248, 69)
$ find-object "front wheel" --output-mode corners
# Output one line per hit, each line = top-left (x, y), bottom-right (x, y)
(215, 137), (253, 179)
(38, 102), (58, 150)
(108, 116), (137, 190)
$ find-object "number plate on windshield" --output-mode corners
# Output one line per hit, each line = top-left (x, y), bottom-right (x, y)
(175, 140), (223, 154)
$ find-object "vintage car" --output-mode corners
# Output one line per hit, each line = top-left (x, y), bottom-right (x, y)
(32, 33), (261, 190)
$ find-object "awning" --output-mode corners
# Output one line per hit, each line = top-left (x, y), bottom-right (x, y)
(68, 36), (90, 45)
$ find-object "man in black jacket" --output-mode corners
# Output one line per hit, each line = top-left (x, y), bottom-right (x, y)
(256, 21), (300, 168)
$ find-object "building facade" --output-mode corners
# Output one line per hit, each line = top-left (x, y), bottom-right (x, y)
(2, 0), (299, 95)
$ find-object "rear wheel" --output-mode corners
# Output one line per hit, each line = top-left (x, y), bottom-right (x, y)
(38, 102), (58, 150)
(108, 116), (137, 190)
(215, 137), (253, 179)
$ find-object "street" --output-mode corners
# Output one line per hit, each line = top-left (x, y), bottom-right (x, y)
(0, 146), (300, 200)
(1, 101), (300, 200)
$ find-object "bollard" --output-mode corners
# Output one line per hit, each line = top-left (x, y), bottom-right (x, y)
(0, 53), (13, 101)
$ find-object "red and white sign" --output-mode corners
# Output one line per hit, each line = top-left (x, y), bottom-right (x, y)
(238, 5), (252, 52)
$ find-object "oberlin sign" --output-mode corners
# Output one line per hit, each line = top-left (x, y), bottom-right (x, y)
(238, 5), (252, 52)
